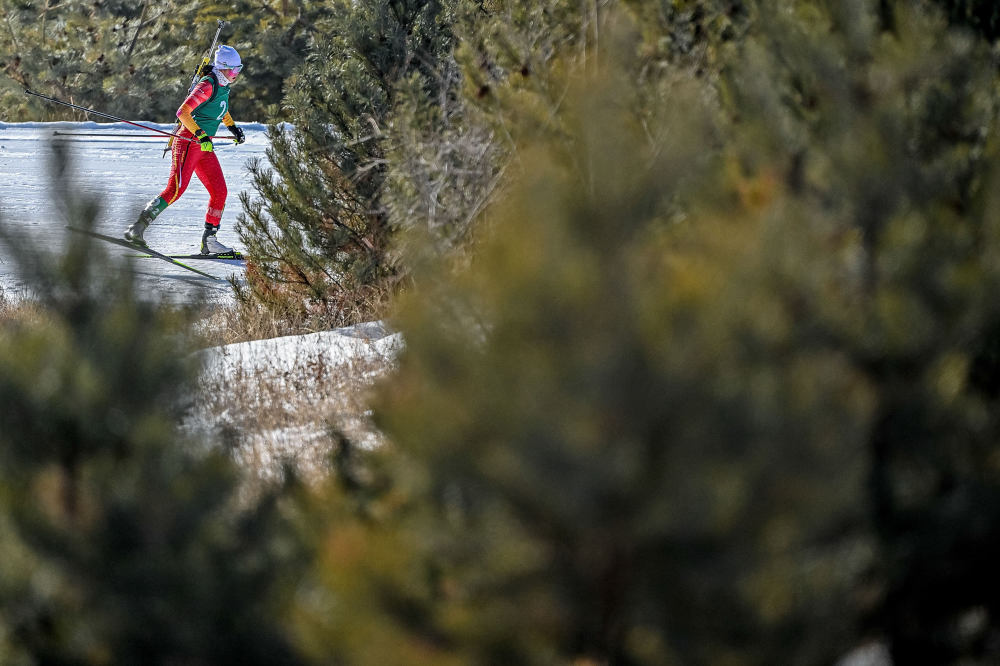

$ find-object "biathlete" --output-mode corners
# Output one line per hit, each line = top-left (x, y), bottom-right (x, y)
(125, 45), (246, 255)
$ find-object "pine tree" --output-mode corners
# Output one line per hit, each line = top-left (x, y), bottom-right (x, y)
(235, 0), (456, 327)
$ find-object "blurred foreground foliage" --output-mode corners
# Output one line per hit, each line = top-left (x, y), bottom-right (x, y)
(0, 147), (310, 664)
(4, 1), (1000, 664)
(308, 2), (1000, 665)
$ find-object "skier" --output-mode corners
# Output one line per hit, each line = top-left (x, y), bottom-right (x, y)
(124, 45), (246, 255)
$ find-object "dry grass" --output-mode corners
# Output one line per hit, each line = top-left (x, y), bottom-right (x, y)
(190, 270), (399, 349)
(182, 327), (400, 484)
(0, 286), (49, 329)
(191, 283), (394, 349)
(183, 275), (401, 484)
(4, 285), (398, 485)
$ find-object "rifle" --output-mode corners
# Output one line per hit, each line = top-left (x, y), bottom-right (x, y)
(162, 19), (228, 157)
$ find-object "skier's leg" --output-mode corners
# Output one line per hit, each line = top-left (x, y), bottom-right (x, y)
(193, 152), (232, 254)
(193, 151), (227, 228)
(125, 140), (197, 245)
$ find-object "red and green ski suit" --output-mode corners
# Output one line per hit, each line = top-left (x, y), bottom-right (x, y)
(155, 74), (236, 229)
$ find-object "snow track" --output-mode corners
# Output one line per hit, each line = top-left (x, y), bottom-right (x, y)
(0, 121), (272, 303)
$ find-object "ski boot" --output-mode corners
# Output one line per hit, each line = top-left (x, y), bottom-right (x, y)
(125, 197), (165, 246)
(124, 213), (152, 246)
(201, 225), (234, 256)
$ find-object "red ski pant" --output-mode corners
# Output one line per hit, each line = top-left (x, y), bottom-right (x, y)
(159, 135), (228, 228)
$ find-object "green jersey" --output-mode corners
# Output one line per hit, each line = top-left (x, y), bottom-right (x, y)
(184, 74), (231, 138)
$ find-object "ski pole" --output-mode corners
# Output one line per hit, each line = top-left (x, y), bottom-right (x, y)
(52, 130), (230, 140)
(25, 89), (202, 142)
(53, 132), (166, 139)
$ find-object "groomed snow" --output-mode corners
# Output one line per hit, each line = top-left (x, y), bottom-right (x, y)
(0, 120), (273, 303)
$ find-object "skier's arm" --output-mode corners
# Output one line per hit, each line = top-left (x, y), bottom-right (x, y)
(176, 80), (215, 135)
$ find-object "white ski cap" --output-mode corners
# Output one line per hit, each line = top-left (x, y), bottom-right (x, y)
(214, 45), (242, 70)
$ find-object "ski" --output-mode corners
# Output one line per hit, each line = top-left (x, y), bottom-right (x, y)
(130, 251), (244, 261)
(66, 227), (224, 281)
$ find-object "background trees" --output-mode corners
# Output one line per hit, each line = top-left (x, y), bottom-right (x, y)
(1, 0), (192, 121)
(0, 0), (324, 122)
